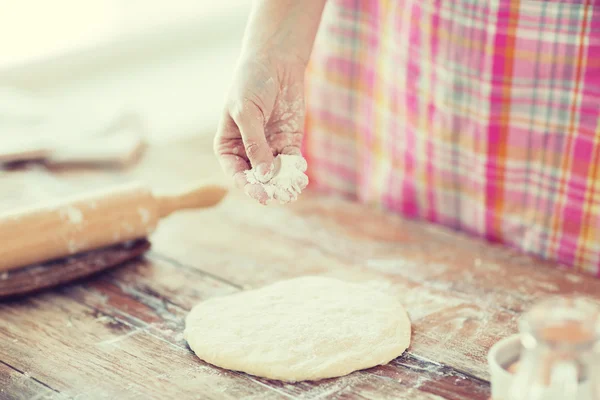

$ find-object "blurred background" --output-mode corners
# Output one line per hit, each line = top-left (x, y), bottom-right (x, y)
(0, 0), (252, 145)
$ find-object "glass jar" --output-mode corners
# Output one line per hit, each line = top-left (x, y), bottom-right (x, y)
(508, 296), (600, 400)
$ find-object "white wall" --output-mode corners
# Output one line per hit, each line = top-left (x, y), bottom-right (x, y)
(0, 1), (252, 143)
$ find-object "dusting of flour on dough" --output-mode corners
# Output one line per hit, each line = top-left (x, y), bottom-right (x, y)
(245, 154), (308, 204)
(184, 276), (411, 382)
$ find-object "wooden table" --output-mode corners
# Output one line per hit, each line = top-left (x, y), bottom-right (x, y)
(1, 135), (599, 400)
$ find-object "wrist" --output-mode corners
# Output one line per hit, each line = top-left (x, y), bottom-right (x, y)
(240, 0), (326, 67)
(239, 46), (307, 69)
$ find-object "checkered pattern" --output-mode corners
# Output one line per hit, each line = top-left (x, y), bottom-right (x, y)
(304, 0), (600, 275)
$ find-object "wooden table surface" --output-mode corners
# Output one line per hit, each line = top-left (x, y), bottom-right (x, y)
(1, 135), (599, 400)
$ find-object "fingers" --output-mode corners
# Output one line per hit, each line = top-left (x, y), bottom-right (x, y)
(272, 174), (308, 204)
(216, 152), (270, 205)
(214, 116), (245, 184)
(230, 99), (274, 180)
(214, 115), (270, 205)
(214, 96), (307, 206)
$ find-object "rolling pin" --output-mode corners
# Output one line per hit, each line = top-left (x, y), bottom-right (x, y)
(0, 182), (228, 272)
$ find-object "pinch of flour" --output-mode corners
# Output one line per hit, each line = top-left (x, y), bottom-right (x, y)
(245, 154), (308, 204)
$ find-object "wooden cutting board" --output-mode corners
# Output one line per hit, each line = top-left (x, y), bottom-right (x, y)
(0, 239), (150, 299)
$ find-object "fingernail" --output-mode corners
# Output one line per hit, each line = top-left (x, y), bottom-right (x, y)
(257, 163), (269, 176)
(256, 162), (273, 182)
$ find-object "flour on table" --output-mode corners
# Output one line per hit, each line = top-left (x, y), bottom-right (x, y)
(184, 276), (411, 382)
(245, 154), (308, 204)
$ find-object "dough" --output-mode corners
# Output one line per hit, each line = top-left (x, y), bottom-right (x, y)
(184, 276), (411, 382)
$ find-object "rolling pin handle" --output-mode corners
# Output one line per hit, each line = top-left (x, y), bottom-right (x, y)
(156, 184), (228, 218)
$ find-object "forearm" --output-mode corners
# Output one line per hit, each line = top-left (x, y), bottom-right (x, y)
(241, 0), (327, 65)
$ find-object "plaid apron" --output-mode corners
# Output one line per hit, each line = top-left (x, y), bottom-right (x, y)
(304, 0), (600, 275)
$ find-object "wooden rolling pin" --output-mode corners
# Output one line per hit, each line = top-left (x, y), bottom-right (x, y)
(0, 182), (228, 272)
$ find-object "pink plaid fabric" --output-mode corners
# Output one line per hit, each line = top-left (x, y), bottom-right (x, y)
(304, 0), (600, 275)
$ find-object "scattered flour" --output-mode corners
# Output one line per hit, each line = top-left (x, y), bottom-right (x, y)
(245, 154), (308, 204)
(137, 207), (151, 225)
(67, 239), (80, 254)
(122, 222), (134, 233)
(60, 206), (83, 224)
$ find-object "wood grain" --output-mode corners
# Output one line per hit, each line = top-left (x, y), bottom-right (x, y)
(0, 277), (286, 400)
(0, 255), (488, 399)
(0, 361), (61, 400)
(1, 135), (598, 399)
(0, 239), (150, 299)
(149, 190), (600, 380)
(74, 254), (492, 399)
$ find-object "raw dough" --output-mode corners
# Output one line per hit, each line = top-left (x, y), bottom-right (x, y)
(184, 276), (411, 382)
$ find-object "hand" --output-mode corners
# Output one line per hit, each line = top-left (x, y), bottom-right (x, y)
(213, 53), (306, 204)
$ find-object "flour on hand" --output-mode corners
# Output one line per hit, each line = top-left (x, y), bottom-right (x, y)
(245, 154), (308, 204)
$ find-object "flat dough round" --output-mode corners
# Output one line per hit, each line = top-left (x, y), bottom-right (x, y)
(184, 276), (411, 382)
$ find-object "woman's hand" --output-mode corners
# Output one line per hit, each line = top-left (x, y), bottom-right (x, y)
(213, 53), (306, 204)
(213, 0), (326, 204)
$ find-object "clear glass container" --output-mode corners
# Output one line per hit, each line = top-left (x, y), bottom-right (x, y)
(508, 296), (600, 400)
